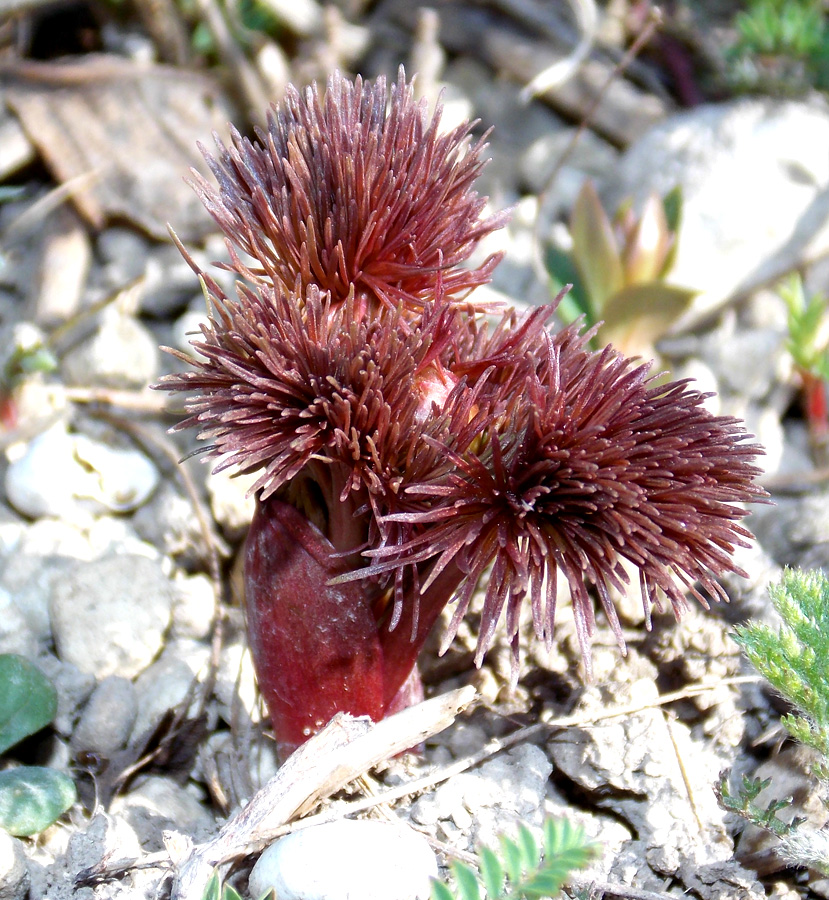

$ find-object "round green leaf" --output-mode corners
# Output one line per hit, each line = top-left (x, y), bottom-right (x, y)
(0, 654), (58, 756)
(0, 767), (76, 836)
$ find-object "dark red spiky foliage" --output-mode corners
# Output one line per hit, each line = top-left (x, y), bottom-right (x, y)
(190, 68), (508, 318)
(362, 315), (767, 681)
(157, 68), (767, 758)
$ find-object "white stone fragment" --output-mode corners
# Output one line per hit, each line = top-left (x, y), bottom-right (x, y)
(5, 423), (159, 519)
(0, 830), (29, 900)
(604, 98), (829, 328)
(248, 820), (438, 900)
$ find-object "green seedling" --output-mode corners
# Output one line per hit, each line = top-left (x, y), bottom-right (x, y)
(546, 181), (696, 361)
(431, 817), (598, 900)
(781, 274), (829, 452)
(202, 871), (274, 900)
(0, 654), (76, 836)
(718, 568), (829, 875)
(726, 0), (829, 94)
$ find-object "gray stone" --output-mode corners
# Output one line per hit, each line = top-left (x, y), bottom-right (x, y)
(548, 678), (732, 873)
(35, 655), (96, 738)
(248, 820), (437, 900)
(603, 98), (829, 328)
(170, 573), (215, 641)
(205, 467), (256, 541)
(32, 207), (91, 327)
(131, 640), (210, 742)
(409, 744), (552, 852)
(133, 480), (207, 565)
(0, 831), (29, 900)
(32, 813), (145, 900)
(61, 308), (160, 390)
(71, 676), (138, 756)
(0, 586), (37, 657)
(96, 226), (151, 287)
(111, 776), (214, 850)
(50, 554), (173, 679)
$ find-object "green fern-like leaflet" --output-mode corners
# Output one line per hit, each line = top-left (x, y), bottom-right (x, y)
(431, 817), (598, 900)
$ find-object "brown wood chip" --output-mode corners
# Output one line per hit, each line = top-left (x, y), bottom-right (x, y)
(3, 55), (237, 241)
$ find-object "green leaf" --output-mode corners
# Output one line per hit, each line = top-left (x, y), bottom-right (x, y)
(202, 872), (221, 900)
(0, 654), (58, 756)
(597, 282), (698, 360)
(662, 185), (683, 236)
(621, 193), (672, 285)
(543, 247), (592, 326)
(0, 767), (76, 836)
(517, 825), (539, 871)
(479, 845), (505, 899)
(500, 834), (524, 885)
(431, 879), (456, 900)
(452, 862), (482, 900)
(569, 181), (623, 316)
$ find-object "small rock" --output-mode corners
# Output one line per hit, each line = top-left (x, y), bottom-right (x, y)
(111, 776), (214, 850)
(0, 503), (25, 556)
(170, 307), (211, 358)
(248, 820), (437, 900)
(35, 655), (96, 738)
(0, 830), (29, 900)
(409, 744), (552, 852)
(31, 813), (144, 900)
(61, 307), (160, 389)
(133, 480), (207, 564)
(31, 207), (91, 327)
(97, 226), (151, 287)
(131, 640), (210, 741)
(50, 554), (173, 679)
(170, 573), (215, 641)
(71, 675), (138, 757)
(0, 108), (35, 181)
(604, 97), (829, 327)
(0, 586), (37, 657)
(520, 126), (619, 199)
(5, 423), (159, 520)
(206, 467), (256, 541)
(139, 242), (207, 318)
(445, 720), (488, 758)
(214, 638), (261, 724)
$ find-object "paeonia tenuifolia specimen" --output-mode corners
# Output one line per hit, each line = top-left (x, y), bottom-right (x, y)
(157, 69), (766, 759)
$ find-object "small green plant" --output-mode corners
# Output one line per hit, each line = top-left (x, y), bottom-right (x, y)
(431, 817), (598, 900)
(718, 568), (829, 874)
(726, 0), (829, 94)
(202, 870), (274, 900)
(545, 181), (695, 362)
(0, 654), (76, 837)
(781, 274), (829, 452)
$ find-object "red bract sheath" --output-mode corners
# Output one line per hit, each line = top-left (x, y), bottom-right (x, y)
(156, 68), (767, 759)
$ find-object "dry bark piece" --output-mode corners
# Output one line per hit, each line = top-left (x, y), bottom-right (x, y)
(2, 55), (235, 241)
(171, 686), (477, 900)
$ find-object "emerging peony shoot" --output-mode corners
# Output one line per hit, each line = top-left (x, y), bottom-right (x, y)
(157, 69), (766, 760)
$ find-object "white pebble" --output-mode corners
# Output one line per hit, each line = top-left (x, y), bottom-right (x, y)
(248, 820), (438, 900)
(5, 423), (159, 519)
(0, 830), (29, 900)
